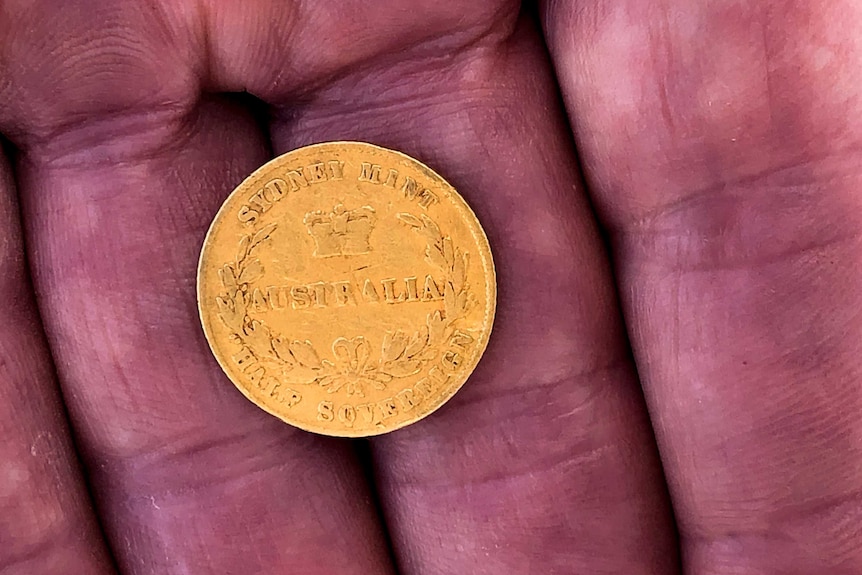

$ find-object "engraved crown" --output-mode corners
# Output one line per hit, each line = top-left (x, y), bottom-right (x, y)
(304, 204), (376, 257)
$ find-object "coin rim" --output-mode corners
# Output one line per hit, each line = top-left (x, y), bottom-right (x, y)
(197, 141), (497, 437)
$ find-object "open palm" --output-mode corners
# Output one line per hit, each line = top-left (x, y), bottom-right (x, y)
(2, 1), (860, 573)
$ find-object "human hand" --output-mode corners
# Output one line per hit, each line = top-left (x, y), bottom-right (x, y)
(2, 1), (859, 573)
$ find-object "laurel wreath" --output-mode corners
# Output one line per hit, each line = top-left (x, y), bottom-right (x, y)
(215, 212), (471, 397)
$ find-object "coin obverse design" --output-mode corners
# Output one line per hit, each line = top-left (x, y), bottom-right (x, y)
(197, 142), (496, 437)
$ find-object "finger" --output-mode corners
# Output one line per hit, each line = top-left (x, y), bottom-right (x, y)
(0, 5), (394, 573)
(225, 4), (677, 573)
(544, 0), (862, 571)
(0, 145), (114, 574)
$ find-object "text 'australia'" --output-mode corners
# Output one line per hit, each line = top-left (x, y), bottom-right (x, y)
(248, 275), (447, 312)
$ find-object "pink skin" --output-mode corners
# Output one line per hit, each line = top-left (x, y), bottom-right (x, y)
(0, 1), (858, 573)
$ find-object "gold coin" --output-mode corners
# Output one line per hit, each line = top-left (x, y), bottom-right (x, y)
(197, 142), (496, 437)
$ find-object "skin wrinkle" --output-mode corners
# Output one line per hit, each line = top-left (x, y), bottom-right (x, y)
(450, 358), (622, 414)
(23, 105), (197, 167)
(104, 418), (342, 496)
(0, 545), (86, 575)
(233, 1), (517, 100)
(619, 198), (862, 275)
(278, 44), (509, 154)
(386, 362), (623, 490)
(618, 154), (862, 240)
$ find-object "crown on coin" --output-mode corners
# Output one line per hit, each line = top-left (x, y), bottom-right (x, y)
(304, 204), (377, 257)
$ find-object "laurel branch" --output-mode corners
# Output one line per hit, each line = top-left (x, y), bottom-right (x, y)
(216, 213), (470, 397)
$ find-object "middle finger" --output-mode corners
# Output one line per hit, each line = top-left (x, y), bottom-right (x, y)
(261, 8), (679, 574)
